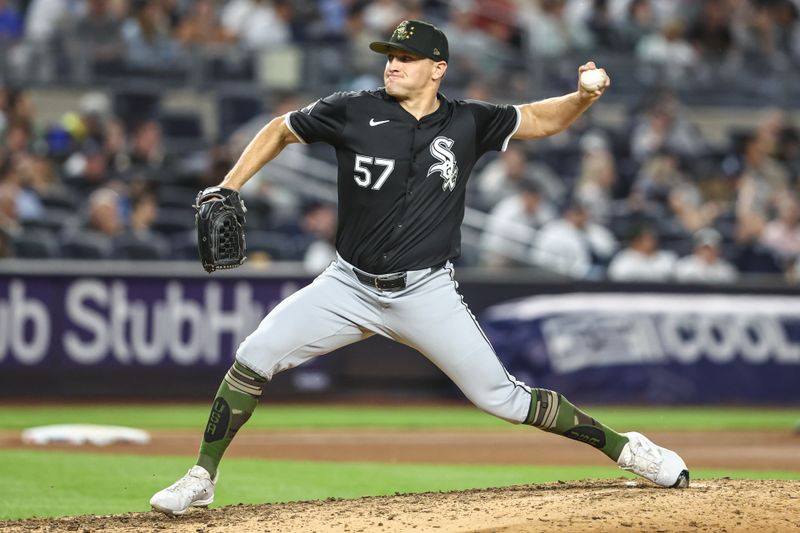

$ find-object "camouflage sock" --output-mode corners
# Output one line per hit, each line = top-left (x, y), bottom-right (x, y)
(196, 361), (266, 478)
(524, 388), (628, 462)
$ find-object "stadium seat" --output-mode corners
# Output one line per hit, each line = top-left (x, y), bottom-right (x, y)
(113, 90), (161, 129)
(217, 92), (263, 140)
(152, 207), (196, 236)
(112, 232), (169, 260)
(39, 189), (78, 211)
(171, 230), (199, 260)
(22, 208), (76, 233)
(245, 230), (300, 261)
(156, 185), (196, 209)
(12, 229), (60, 258)
(159, 110), (205, 154)
(60, 231), (113, 259)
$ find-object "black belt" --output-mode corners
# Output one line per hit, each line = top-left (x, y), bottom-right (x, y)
(353, 270), (407, 291)
(352, 262), (447, 292)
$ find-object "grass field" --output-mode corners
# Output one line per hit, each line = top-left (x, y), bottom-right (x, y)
(0, 404), (797, 430)
(1, 404), (799, 520)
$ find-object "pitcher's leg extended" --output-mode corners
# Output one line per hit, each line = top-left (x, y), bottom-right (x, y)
(150, 270), (376, 515)
(391, 268), (688, 488)
(523, 387), (688, 487)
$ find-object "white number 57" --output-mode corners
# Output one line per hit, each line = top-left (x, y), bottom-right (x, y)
(354, 155), (395, 190)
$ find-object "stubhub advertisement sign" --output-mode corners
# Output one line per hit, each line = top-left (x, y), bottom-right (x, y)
(0, 276), (304, 368)
(482, 293), (800, 404)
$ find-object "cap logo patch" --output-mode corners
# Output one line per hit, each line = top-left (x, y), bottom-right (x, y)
(393, 20), (411, 41)
(433, 48), (440, 56)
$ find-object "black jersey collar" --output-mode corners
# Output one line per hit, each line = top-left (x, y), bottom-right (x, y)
(378, 88), (450, 123)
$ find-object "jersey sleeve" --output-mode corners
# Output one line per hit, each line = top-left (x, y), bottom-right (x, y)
(463, 100), (521, 155)
(285, 92), (350, 146)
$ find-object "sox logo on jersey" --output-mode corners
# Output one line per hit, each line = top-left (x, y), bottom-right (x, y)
(427, 136), (459, 191)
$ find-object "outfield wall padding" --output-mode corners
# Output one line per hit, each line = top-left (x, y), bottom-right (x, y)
(0, 261), (798, 403)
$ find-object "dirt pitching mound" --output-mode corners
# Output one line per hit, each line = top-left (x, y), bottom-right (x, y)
(1, 479), (796, 533)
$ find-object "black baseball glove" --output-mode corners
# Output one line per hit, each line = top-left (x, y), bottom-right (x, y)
(194, 186), (247, 273)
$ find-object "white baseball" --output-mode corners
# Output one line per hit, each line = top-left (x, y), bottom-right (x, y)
(579, 69), (607, 92)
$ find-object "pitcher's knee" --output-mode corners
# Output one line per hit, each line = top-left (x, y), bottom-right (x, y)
(470, 388), (532, 424)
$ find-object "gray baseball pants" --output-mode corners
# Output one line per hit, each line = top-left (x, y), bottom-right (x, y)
(236, 253), (533, 423)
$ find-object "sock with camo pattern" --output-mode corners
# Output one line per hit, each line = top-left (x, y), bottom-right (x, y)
(196, 361), (266, 478)
(524, 388), (628, 461)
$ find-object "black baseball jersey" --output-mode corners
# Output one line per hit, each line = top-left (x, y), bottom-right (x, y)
(286, 89), (520, 274)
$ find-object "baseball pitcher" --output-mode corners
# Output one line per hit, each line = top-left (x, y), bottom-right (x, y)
(151, 19), (689, 516)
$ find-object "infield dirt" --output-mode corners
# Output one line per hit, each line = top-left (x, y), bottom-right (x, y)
(0, 478), (797, 532)
(1, 428), (798, 532)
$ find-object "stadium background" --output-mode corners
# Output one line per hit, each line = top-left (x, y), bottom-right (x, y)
(0, 0), (799, 531)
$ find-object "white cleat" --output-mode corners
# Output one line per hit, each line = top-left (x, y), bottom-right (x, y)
(150, 465), (217, 516)
(617, 432), (689, 488)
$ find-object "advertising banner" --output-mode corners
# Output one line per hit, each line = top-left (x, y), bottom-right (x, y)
(482, 293), (800, 404)
(0, 275), (308, 368)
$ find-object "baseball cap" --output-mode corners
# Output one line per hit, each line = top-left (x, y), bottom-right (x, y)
(369, 20), (449, 63)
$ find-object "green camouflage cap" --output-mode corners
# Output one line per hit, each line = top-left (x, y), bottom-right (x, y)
(369, 20), (449, 62)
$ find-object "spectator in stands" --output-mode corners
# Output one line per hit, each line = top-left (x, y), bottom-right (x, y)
(0, 226), (11, 257)
(773, 0), (800, 61)
(175, 0), (236, 47)
(632, 149), (721, 233)
(441, 3), (495, 80)
(85, 187), (124, 238)
(735, 131), (791, 243)
(442, 2), (518, 84)
(674, 227), (737, 283)
(63, 142), (112, 193)
(122, 0), (180, 71)
(110, 185), (169, 259)
(128, 188), (159, 237)
(9, 0), (76, 81)
(474, 144), (561, 208)
(69, 95), (115, 146)
(636, 18), (698, 84)
(608, 224), (676, 282)
(630, 92), (706, 162)
(0, 0), (24, 42)
(231, 95), (304, 220)
(468, 1), (521, 81)
(481, 179), (557, 268)
(522, 0), (592, 58)
(69, 0), (126, 76)
(129, 119), (165, 173)
(23, 0), (76, 43)
(300, 200), (337, 273)
(362, 0), (406, 35)
(0, 182), (22, 236)
(531, 197), (617, 279)
(14, 152), (71, 217)
(3, 157), (44, 222)
(760, 194), (800, 266)
(5, 88), (34, 130)
(776, 124), (800, 182)
(618, 0), (657, 47)
(222, 0), (290, 50)
(344, 5), (383, 79)
(2, 120), (31, 155)
(583, 0), (619, 50)
(731, 0), (789, 73)
(99, 117), (130, 177)
(686, 0), (734, 63)
(575, 136), (617, 224)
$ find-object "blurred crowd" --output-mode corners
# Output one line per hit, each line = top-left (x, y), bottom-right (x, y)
(1, 0), (799, 88)
(1, 0), (800, 283)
